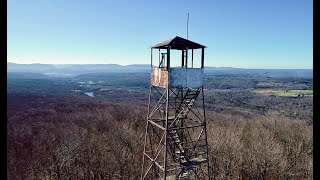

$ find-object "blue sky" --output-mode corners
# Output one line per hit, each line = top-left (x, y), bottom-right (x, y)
(8, 0), (312, 68)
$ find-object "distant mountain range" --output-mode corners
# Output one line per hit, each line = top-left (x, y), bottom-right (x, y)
(7, 62), (313, 78)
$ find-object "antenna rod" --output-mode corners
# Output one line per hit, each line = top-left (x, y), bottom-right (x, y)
(187, 12), (189, 40)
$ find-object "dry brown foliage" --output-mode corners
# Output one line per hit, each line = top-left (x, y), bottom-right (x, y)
(207, 112), (313, 180)
(7, 101), (312, 179)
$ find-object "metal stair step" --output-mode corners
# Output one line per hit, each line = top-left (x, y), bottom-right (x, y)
(174, 156), (185, 160)
(181, 172), (189, 178)
(189, 156), (208, 164)
(175, 150), (184, 154)
(171, 134), (179, 138)
(168, 136), (179, 139)
(177, 115), (186, 119)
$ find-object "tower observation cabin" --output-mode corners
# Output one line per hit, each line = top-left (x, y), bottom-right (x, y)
(150, 36), (206, 89)
(141, 36), (210, 180)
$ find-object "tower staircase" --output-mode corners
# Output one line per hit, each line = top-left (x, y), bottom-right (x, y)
(165, 88), (207, 179)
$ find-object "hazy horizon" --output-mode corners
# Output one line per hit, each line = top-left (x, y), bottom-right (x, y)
(8, 0), (312, 69)
(7, 61), (313, 70)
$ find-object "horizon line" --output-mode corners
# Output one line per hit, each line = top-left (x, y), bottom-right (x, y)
(7, 61), (313, 70)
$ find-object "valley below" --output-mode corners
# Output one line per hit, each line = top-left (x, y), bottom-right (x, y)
(7, 70), (313, 179)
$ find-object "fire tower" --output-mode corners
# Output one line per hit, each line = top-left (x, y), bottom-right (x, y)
(141, 36), (210, 180)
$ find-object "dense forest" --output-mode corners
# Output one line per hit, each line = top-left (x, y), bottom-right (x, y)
(7, 72), (313, 179)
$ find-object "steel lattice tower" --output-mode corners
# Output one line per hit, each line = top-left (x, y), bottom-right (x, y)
(141, 36), (210, 180)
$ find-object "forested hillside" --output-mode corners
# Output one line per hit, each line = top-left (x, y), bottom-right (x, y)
(7, 73), (313, 179)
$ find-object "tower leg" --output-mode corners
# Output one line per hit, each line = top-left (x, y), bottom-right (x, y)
(202, 87), (211, 179)
(164, 88), (169, 179)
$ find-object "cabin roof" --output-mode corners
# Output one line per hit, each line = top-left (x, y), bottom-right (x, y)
(152, 36), (206, 50)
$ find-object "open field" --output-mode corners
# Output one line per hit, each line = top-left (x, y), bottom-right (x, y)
(252, 89), (313, 97)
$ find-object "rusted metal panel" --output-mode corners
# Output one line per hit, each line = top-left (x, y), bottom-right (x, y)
(151, 67), (168, 88)
(169, 68), (203, 88)
(151, 67), (203, 88)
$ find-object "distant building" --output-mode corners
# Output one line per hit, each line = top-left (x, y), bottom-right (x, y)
(71, 89), (82, 92)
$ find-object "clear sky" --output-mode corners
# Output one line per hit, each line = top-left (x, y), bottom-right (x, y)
(8, 0), (313, 69)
